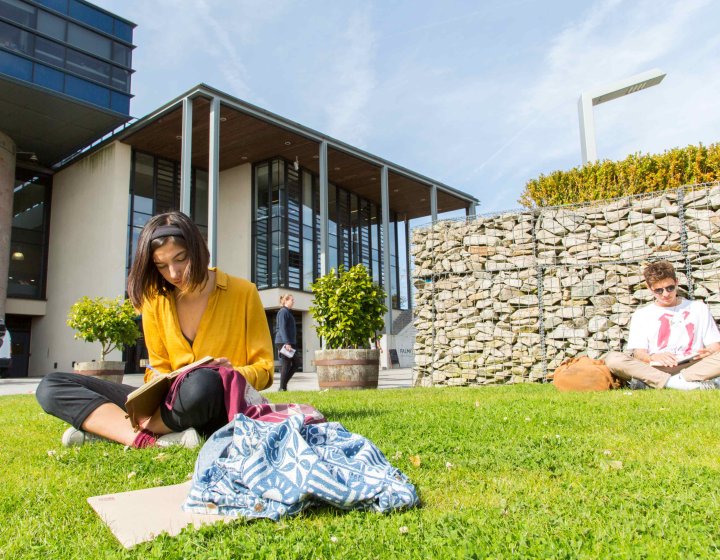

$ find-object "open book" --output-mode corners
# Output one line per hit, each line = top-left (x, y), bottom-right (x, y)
(125, 356), (213, 430)
(649, 353), (698, 367)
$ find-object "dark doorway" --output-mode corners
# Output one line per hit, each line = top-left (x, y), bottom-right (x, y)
(4, 315), (31, 378)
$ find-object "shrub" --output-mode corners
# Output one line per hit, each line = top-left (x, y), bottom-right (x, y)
(519, 142), (720, 207)
(67, 296), (140, 361)
(309, 264), (387, 350)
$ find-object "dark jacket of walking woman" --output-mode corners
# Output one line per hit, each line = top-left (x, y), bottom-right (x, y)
(275, 294), (297, 391)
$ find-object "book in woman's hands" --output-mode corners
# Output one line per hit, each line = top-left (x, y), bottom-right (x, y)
(125, 356), (213, 430)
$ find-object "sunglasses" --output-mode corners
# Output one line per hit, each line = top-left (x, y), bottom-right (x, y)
(652, 285), (676, 295)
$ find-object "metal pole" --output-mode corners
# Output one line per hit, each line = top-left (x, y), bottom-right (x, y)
(0, 131), (15, 320)
(318, 140), (329, 275)
(208, 97), (220, 267)
(405, 216), (412, 312)
(180, 97), (193, 215)
(430, 184), (438, 222)
(578, 93), (596, 165)
(381, 165), (393, 334)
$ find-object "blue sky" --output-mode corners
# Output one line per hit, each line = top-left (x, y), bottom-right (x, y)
(95, 0), (720, 214)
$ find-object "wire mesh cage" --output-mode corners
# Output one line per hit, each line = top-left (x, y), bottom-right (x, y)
(411, 182), (720, 386)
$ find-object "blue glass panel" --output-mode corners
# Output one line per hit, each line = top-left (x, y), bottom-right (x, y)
(37, 10), (66, 40)
(110, 90), (129, 114)
(34, 36), (64, 67)
(113, 19), (132, 42)
(68, 0), (112, 34)
(67, 22), (111, 59)
(34, 62), (63, 90)
(0, 49), (32, 81)
(66, 47), (110, 84)
(36, 0), (68, 15)
(0, 0), (34, 26)
(65, 74), (109, 108)
(0, 20), (33, 55)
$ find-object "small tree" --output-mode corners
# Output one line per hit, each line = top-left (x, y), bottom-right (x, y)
(310, 264), (387, 350)
(67, 296), (140, 361)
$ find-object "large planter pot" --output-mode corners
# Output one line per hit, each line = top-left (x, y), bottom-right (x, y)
(314, 349), (380, 390)
(73, 360), (125, 384)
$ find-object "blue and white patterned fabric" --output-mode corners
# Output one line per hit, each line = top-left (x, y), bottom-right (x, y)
(183, 413), (419, 520)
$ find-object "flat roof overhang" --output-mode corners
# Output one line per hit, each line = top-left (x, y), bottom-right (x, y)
(0, 75), (131, 167)
(119, 85), (478, 220)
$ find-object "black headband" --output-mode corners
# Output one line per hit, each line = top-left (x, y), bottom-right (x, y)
(150, 225), (184, 241)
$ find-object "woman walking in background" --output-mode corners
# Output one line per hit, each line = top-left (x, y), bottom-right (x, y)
(275, 294), (298, 391)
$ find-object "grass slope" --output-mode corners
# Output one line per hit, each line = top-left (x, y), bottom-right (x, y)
(2, 385), (719, 559)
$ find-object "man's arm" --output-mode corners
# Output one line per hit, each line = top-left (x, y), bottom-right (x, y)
(695, 342), (720, 360)
(632, 348), (678, 366)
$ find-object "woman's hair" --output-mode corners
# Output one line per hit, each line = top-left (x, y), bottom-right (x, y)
(279, 293), (293, 306)
(643, 260), (677, 286)
(127, 211), (210, 308)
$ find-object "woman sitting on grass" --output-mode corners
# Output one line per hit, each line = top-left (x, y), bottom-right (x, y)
(36, 211), (274, 448)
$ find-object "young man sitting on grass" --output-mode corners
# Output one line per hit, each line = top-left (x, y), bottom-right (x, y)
(605, 260), (720, 390)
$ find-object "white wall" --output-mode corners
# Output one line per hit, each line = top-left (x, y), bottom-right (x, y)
(29, 142), (131, 376)
(217, 163), (252, 280)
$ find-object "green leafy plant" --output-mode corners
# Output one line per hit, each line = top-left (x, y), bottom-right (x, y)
(67, 296), (140, 361)
(310, 264), (387, 350)
(519, 142), (720, 207)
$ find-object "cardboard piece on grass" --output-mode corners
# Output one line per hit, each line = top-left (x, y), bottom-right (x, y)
(87, 481), (235, 548)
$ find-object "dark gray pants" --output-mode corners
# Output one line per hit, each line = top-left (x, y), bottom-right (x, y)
(276, 343), (298, 390)
(36, 368), (227, 437)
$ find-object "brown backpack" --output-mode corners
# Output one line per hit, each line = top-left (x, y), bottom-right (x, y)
(549, 356), (621, 392)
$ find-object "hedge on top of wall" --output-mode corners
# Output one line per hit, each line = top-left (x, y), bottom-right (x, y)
(519, 143), (720, 208)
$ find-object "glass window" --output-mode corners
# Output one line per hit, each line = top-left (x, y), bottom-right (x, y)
(110, 91), (130, 114)
(36, 0), (67, 14)
(64, 73), (109, 107)
(0, 20), (32, 55)
(193, 169), (208, 228)
(66, 47), (110, 84)
(67, 22), (111, 59)
(111, 41), (129, 66)
(254, 163), (270, 289)
(34, 36), (64, 66)
(9, 172), (50, 299)
(68, 0), (112, 35)
(34, 62), (63, 89)
(0, 0), (35, 27)
(110, 65), (128, 91)
(133, 152), (154, 197)
(0, 48), (31, 80)
(113, 19), (132, 42)
(37, 10), (65, 40)
(302, 171), (315, 289)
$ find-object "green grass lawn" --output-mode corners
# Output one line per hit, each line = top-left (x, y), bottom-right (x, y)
(2, 385), (720, 559)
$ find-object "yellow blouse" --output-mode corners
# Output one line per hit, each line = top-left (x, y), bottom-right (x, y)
(141, 268), (274, 390)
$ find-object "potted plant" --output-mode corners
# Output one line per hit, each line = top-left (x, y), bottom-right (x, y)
(67, 296), (140, 383)
(309, 264), (387, 389)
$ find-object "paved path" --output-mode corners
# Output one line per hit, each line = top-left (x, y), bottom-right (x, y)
(0, 368), (415, 397)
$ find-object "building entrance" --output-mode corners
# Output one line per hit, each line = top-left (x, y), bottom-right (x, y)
(4, 315), (31, 378)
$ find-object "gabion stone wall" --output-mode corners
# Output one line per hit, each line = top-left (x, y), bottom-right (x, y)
(412, 183), (720, 386)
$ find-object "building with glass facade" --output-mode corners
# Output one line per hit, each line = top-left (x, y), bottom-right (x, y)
(2, 20), (477, 377)
(1, 0), (134, 377)
(5, 82), (478, 377)
(0, 0), (133, 120)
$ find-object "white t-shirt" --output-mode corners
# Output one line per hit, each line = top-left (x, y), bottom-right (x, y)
(627, 298), (720, 357)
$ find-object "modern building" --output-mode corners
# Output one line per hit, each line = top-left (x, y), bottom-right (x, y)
(1, 0), (135, 376)
(2, 3), (479, 378)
